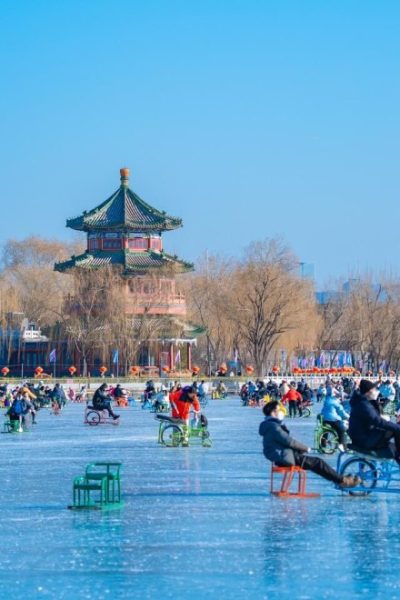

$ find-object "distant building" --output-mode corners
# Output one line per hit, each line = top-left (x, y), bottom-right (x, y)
(0, 315), (50, 376)
(54, 167), (202, 375)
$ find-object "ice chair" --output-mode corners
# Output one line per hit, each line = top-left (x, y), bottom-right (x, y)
(270, 465), (320, 498)
(85, 462), (122, 503)
(72, 475), (108, 508)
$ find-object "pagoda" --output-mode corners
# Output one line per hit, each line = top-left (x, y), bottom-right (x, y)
(55, 168), (198, 373)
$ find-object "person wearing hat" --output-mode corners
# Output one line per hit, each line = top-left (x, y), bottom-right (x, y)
(348, 379), (400, 460)
(259, 400), (361, 489)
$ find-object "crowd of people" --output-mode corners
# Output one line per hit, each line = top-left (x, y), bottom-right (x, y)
(258, 376), (400, 490)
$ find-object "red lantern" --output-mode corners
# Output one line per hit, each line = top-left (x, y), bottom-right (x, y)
(1, 367), (9, 377)
(272, 366), (280, 374)
(130, 366), (140, 375)
(99, 366), (107, 375)
(245, 365), (254, 375)
(219, 363), (227, 374)
(35, 366), (43, 374)
(162, 366), (170, 374)
(192, 366), (200, 374)
(68, 366), (77, 376)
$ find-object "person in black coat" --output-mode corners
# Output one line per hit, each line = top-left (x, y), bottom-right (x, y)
(92, 383), (119, 419)
(259, 400), (360, 488)
(348, 379), (400, 460)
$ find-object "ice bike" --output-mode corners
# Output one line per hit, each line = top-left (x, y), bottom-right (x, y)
(336, 444), (400, 496)
(155, 414), (212, 447)
(84, 404), (120, 426)
(314, 415), (350, 454)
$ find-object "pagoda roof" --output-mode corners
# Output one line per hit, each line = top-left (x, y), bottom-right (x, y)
(66, 168), (182, 233)
(54, 250), (194, 275)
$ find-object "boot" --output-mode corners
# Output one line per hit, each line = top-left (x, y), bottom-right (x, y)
(340, 475), (362, 489)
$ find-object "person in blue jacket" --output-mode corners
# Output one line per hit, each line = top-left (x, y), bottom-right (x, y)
(321, 389), (349, 451)
(349, 380), (400, 461)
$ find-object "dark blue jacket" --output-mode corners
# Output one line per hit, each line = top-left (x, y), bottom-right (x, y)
(259, 417), (308, 466)
(348, 391), (400, 450)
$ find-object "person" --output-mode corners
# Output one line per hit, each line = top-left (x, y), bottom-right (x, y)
(279, 380), (290, 398)
(113, 384), (128, 406)
(92, 383), (120, 420)
(51, 383), (67, 412)
(281, 384), (303, 418)
(144, 380), (156, 402)
(216, 381), (227, 397)
(169, 385), (201, 445)
(316, 384), (326, 403)
(379, 380), (395, 408)
(19, 387), (38, 423)
(259, 401), (360, 489)
(153, 389), (169, 412)
(320, 388), (349, 451)
(349, 379), (400, 461)
(7, 393), (27, 430)
(198, 380), (207, 404)
(240, 383), (249, 406)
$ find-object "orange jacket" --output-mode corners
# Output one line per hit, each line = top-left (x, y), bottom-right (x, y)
(169, 390), (200, 420)
(282, 389), (302, 403)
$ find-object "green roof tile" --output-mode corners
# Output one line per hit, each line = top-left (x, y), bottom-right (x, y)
(66, 173), (182, 233)
(54, 250), (194, 275)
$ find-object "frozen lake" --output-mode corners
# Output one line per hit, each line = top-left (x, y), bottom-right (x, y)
(0, 398), (399, 599)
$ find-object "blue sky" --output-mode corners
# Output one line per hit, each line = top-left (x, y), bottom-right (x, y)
(1, 0), (399, 283)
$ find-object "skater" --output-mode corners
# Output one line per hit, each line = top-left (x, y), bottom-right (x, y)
(259, 400), (360, 489)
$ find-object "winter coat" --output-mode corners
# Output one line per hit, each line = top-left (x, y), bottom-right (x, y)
(321, 395), (349, 422)
(258, 417), (308, 466)
(92, 388), (110, 408)
(348, 391), (400, 450)
(379, 383), (395, 401)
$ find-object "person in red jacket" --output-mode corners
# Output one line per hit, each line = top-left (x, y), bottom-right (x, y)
(282, 384), (303, 418)
(169, 385), (201, 422)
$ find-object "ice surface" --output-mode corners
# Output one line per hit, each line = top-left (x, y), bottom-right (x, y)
(0, 399), (399, 600)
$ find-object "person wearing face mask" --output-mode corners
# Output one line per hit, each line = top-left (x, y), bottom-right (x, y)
(349, 380), (400, 461)
(259, 400), (361, 488)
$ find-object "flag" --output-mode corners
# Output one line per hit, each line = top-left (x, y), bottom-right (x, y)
(112, 349), (119, 364)
(175, 349), (181, 364)
(49, 349), (56, 363)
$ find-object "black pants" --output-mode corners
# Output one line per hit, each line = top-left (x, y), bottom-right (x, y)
(94, 401), (116, 418)
(373, 430), (400, 457)
(324, 420), (347, 446)
(288, 400), (297, 417)
(276, 451), (343, 484)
